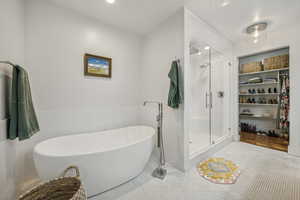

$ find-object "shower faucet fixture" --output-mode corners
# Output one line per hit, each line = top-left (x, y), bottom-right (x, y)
(200, 64), (208, 68)
(218, 91), (224, 98)
(143, 101), (167, 179)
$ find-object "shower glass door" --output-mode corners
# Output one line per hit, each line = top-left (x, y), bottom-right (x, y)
(189, 44), (211, 156)
(189, 43), (230, 157)
(210, 49), (230, 143)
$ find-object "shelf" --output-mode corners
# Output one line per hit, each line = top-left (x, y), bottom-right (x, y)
(238, 50), (289, 153)
(240, 115), (276, 120)
(239, 82), (279, 87)
(239, 103), (278, 106)
(239, 68), (289, 76)
(239, 93), (280, 96)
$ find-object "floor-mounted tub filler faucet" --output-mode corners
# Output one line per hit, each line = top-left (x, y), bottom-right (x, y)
(143, 101), (167, 179)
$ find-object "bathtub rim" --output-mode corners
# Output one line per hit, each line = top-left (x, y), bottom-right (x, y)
(34, 125), (155, 158)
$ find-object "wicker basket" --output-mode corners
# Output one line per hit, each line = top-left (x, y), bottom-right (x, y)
(263, 54), (289, 70)
(240, 61), (263, 73)
(18, 166), (87, 200)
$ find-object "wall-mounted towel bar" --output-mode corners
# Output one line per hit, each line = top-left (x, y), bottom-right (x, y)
(0, 61), (15, 67)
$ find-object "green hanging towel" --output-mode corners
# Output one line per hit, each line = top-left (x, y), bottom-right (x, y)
(168, 60), (184, 109)
(8, 65), (40, 141)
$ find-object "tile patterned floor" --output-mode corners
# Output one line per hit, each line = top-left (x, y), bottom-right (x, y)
(90, 142), (300, 200)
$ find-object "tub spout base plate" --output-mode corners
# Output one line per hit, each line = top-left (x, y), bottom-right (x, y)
(152, 167), (167, 180)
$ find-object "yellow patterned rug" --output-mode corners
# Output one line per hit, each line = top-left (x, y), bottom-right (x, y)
(197, 158), (240, 184)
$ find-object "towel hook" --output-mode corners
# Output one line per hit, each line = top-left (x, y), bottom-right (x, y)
(174, 56), (180, 63)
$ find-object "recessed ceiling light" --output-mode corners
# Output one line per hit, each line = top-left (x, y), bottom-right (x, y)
(106, 0), (115, 4)
(204, 46), (210, 50)
(197, 51), (202, 55)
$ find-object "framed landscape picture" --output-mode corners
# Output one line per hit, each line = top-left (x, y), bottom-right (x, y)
(84, 54), (112, 78)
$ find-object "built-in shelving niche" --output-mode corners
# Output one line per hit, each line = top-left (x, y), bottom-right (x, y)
(238, 47), (290, 152)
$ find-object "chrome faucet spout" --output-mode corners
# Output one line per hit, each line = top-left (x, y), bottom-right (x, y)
(143, 101), (161, 106)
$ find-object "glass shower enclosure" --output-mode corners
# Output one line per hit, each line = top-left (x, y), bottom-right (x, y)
(189, 43), (231, 157)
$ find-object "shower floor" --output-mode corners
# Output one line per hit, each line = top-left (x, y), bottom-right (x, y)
(189, 132), (210, 156)
(189, 131), (229, 156)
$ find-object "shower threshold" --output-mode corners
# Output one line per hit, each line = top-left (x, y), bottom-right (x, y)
(188, 134), (233, 170)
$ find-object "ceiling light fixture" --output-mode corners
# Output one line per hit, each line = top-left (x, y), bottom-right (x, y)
(246, 22), (268, 44)
(246, 22), (267, 36)
(106, 0), (115, 4)
(197, 50), (202, 55)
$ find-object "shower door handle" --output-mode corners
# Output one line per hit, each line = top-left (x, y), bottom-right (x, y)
(210, 92), (213, 108)
(205, 92), (209, 108)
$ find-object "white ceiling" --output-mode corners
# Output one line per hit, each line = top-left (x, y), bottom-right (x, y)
(186, 0), (300, 43)
(46, 0), (300, 42)
(46, 0), (186, 35)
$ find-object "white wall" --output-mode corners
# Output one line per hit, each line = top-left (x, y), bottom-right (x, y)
(0, 0), (25, 199)
(139, 9), (185, 170)
(232, 23), (300, 156)
(1, 0), (143, 192)
(1, 1), (187, 193)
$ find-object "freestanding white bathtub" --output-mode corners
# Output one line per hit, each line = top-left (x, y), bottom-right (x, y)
(33, 126), (155, 197)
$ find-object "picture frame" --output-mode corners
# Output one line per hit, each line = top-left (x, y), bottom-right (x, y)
(84, 53), (112, 78)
